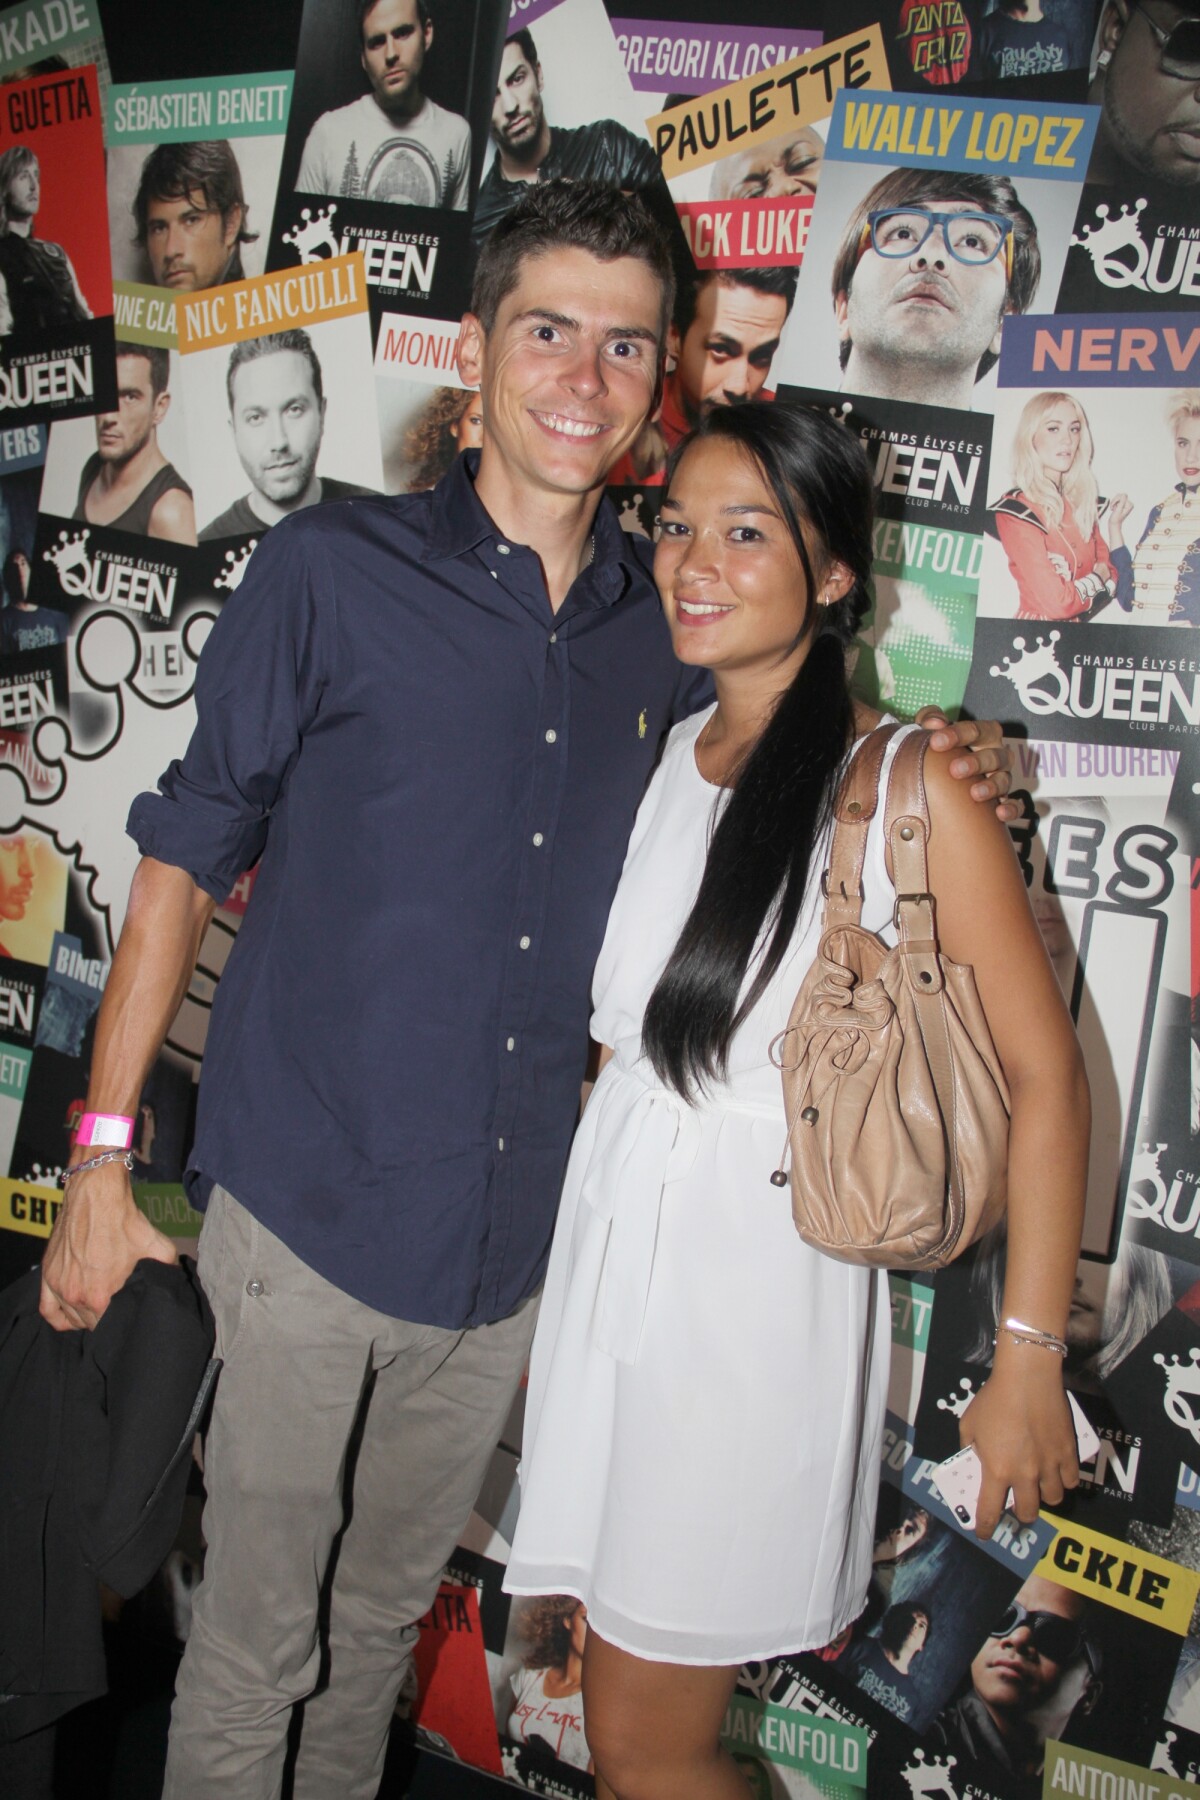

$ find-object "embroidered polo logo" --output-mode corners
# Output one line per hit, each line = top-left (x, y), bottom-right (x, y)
(638, 710), (647, 739)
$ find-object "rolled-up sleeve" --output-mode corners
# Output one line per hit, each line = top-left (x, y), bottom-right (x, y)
(127, 517), (336, 902)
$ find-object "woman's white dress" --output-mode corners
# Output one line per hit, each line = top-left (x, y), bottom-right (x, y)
(504, 709), (908, 1666)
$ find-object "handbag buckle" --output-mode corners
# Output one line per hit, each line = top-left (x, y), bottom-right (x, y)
(821, 870), (862, 902)
(893, 891), (933, 930)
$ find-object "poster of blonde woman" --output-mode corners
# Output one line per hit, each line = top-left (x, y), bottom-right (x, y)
(978, 390), (1129, 622)
(1106, 389), (1200, 627)
(978, 388), (1127, 621)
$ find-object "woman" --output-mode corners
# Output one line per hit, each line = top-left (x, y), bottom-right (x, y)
(504, 403), (1088, 1800)
(992, 392), (1123, 620)
(402, 385), (484, 491)
(506, 1596), (592, 1773)
(1109, 388), (1200, 626)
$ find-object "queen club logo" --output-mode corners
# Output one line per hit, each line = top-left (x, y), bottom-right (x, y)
(1070, 199), (1151, 288)
(1153, 1347), (1200, 1446)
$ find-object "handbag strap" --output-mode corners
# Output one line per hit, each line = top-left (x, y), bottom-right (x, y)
(882, 729), (967, 1234)
(821, 723), (902, 931)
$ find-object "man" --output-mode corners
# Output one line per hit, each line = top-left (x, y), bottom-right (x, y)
(471, 28), (660, 247)
(133, 140), (258, 291)
(0, 145), (90, 336)
(1087, 0), (1200, 185)
(296, 0), (471, 211)
(852, 1600), (932, 1724)
(74, 344), (195, 543)
(199, 330), (374, 541)
(708, 125), (824, 202)
(610, 264), (796, 483)
(830, 167), (1041, 409)
(0, 546), (66, 653)
(980, 0), (1074, 80)
(39, 183), (1012, 1800)
(932, 1576), (1102, 1784)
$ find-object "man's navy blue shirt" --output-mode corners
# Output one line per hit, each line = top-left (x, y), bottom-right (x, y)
(128, 452), (707, 1326)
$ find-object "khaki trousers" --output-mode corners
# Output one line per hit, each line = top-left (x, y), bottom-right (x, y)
(163, 1186), (538, 1800)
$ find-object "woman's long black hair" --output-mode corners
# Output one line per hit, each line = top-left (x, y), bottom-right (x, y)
(642, 401), (875, 1099)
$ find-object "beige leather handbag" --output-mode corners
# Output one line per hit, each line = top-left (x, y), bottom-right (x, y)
(768, 725), (1010, 1270)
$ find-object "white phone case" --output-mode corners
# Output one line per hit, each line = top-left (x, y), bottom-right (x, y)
(930, 1393), (1100, 1531)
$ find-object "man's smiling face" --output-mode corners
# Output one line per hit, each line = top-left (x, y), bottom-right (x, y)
(463, 245), (665, 502)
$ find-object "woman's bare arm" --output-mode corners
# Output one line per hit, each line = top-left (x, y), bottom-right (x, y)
(921, 749), (1089, 1540)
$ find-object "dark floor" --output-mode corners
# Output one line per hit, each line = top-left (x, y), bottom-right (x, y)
(41, 1624), (511, 1800)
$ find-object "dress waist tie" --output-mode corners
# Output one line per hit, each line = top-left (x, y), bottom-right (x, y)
(578, 1057), (778, 1366)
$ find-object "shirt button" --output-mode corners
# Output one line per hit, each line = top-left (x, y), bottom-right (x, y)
(545, 729), (557, 743)
(498, 1137), (505, 1151)
(507, 1036), (515, 1051)
(549, 631), (557, 643)
(519, 935), (531, 949)
(532, 832), (544, 846)
(490, 570), (498, 579)
(246, 1279), (264, 1298)
(497, 543), (510, 555)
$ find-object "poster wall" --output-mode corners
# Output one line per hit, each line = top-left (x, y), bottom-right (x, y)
(0, 3), (1196, 1799)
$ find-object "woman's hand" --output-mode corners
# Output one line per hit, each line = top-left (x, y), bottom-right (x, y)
(959, 1359), (1080, 1542)
(1106, 492), (1134, 544)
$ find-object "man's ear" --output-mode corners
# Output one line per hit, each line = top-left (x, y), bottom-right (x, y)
(153, 390), (171, 427)
(988, 303), (1010, 363)
(457, 313), (485, 388)
(535, 61), (544, 93)
(834, 290), (851, 344)
(1098, 0), (1129, 58)
(222, 205), (244, 251)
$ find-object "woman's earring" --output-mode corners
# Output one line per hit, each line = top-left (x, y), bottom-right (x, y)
(1096, 48), (1112, 67)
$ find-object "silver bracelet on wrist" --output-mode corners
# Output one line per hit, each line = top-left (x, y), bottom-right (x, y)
(61, 1149), (135, 1189)
(992, 1316), (1068, 1358)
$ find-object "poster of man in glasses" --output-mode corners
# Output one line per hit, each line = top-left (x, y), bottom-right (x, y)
(773, 89), (1098, 411)
(1057, 1), (1200, 312)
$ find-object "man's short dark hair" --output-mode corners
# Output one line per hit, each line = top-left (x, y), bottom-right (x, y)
(359, 0), (430, 37)
(673, 264), (797, 337)
(226, 329), (325, 415)
(134, 141), (257, 251)
(505, 27), (538, 64)
(830, 166), (1041, 380)
(471, 180), (675, 340)
(879, 1601), (931, 1655)
(115, 340), (170, 400)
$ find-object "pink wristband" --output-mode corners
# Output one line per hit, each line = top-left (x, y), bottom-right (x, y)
(75, 1111), (136, 1149)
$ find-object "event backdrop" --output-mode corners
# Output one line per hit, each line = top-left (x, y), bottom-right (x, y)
(0, 1), (1196, 1797)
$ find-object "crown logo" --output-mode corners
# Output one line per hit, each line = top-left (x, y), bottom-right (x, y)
(618, 496), (649, 538)
(1126, 1141), (1169, 1220)
(988, 632), (1071, 717)
(937, 1377), (977, 1419)
(1070, 199), (1150, 290)
(43, 527), (90, 579)
(282, 204), (341, 263)
(1154, 1347), (1200, 1443)
(1151, 1732), (1180, 1777)
(903, 1749), (960, 1800)
(213, 542), (258, 592)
